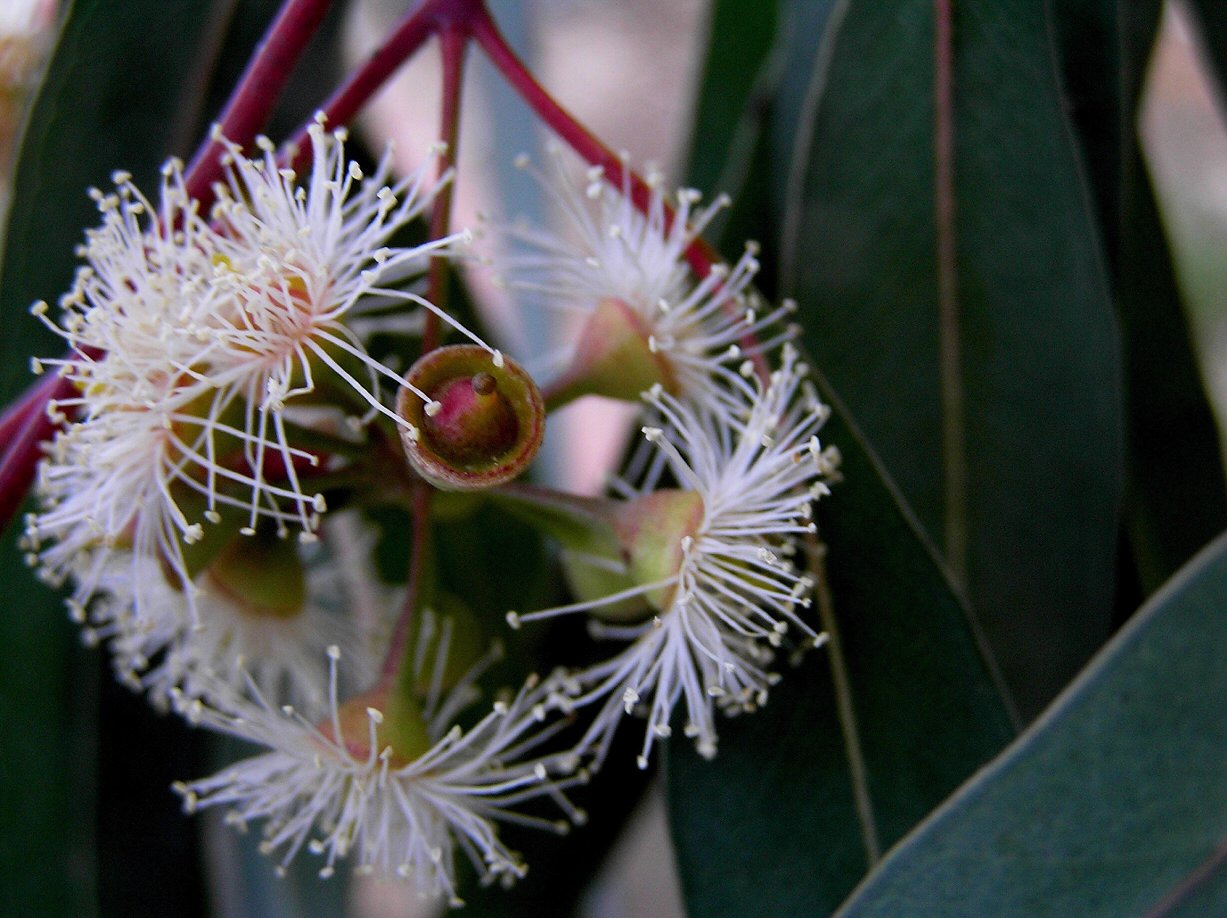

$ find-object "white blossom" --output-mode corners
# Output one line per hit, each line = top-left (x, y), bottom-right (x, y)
(174, 622), (585, 904)
(517, 345), (837, 767)
(81, 523), (379, 718)
(490, 145), (797, 412)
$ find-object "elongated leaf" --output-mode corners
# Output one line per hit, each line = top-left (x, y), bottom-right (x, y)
(668, 381), (1015, 916)
(782, 0), (1123, 716)
(0, 2), (227, 914)
(0, 526), (95, 918)
(685, 0), (778, 199)
(1055, 1), (1227, 596)
(838, 528), (1227, 917)
(685, 0), (845, 279)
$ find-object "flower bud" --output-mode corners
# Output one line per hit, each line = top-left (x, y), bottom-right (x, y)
(559, 548), (647, 622)
(397, 345), (544, 490)
(317, 684), (432, 767)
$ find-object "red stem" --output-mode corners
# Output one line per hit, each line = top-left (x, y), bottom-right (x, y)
(381, 21), (470, 681)
(380, 481), (434, 682)
(469, 6), (721, 279)
(933, 0), (966, 584)
(0, 371), (55, 445)
(0, 375), (77, 530)
(282, 2), (438, 170)
(184, 0), (334, 203)
(421, 25), (468, 351)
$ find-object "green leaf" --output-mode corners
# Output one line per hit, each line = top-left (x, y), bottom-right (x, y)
(837, 528), (1227, 917)
(0, 0), (226, 396)
(668, 380), (1016, 916)
(684, 0), (847, 281)
(0, 2), (230, 914)
(1055, 1), (1227, 595)
(782, 0), (1123, 716)
(0, 524), (96, 918)
(684, 0), (779, 248)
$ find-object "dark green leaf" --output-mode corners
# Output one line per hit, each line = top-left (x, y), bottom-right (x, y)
(96, 674), (208, 918)
(0, 524), (96, 918)
(838, 529), (1227, 918)
(1055, 0), (1227, 595)
(668, 381), (1015, 917)
(684, 0), (779, 221)
(783, 0), (1123, 716)
(0, 0), (227, 397)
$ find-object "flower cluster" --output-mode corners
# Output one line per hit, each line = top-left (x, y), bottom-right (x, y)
(492, 150), (839, 769)
(22, 109), (837, 901)
(26, 119), (457, 614)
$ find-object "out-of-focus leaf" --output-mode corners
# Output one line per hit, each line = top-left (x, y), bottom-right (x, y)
(669, 381), (1015, 916)
(1055, 1), (1227, 596)
(459, 726), (653, 916)
(0, 2), (234, 915)
(1116, 158), (1227, 592)
(684, 0), (778, 236)
(837, 530), (1227, 918)
(96, 675), (208, 918)
(1187, 0), (1227, 115)
(0, 0), (226, 395)
(684, 0), (846, 284)
(0, 526), (95, 918)
(783, 0), (1123, 716)
(202, 737), (349, 918)
(433, 500), (655, 914)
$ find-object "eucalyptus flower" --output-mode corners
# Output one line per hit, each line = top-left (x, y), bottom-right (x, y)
(510, 346), (838, 767)
(489, 146), (797, 412)
(174, 631), (585, 905)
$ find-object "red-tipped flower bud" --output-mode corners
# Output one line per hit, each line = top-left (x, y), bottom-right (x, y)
(397, 345), (544, 491)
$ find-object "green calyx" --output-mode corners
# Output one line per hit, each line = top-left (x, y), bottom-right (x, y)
(203, 526), (306, 620)
(614, 489), (705, 612)
(544, 297), (678, 410)
(322, 686), (433, 767)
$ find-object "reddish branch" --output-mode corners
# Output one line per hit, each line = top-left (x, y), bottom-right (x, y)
(185, 0), (334, 205)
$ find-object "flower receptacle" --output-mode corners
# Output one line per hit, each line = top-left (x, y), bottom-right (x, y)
(544, 297), (677, 409)
(398, 345), (544, 490)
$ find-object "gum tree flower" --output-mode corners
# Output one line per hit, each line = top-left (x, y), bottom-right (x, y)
(83, 518), (381, 718)
(489, 146), (797, 413)
(508, 345), (839, 767)
(23, 160), (307, 615)
(173, 625), (585, 905)
(24, 118), (484, 620)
